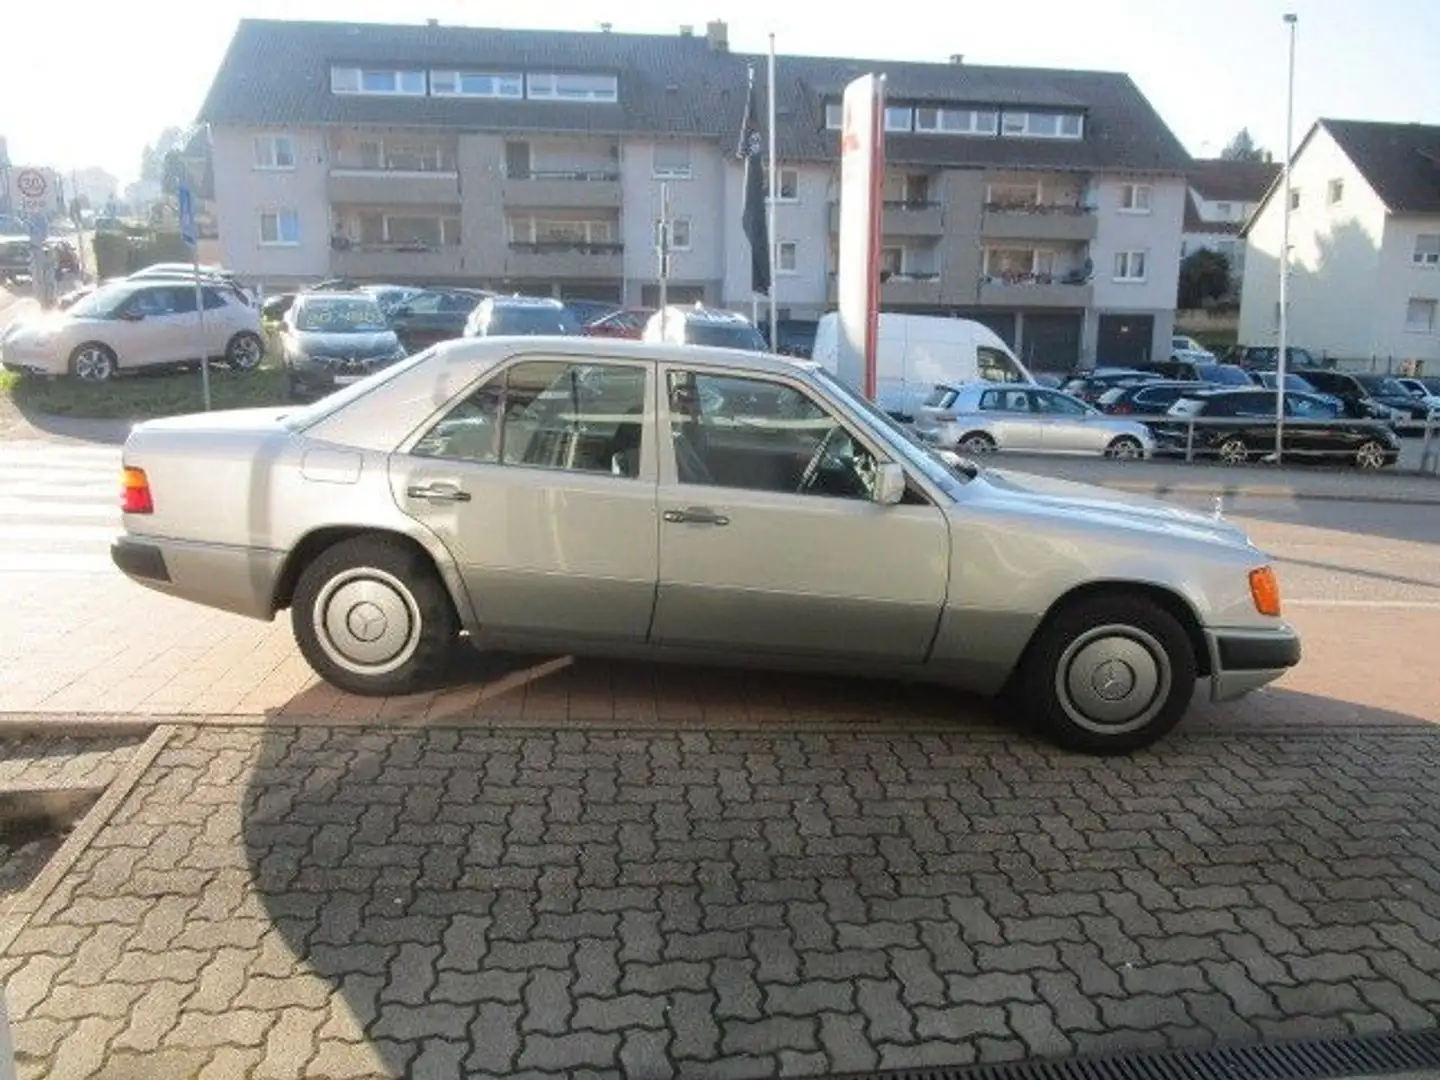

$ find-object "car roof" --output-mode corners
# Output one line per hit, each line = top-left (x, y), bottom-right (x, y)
(484, 294), (565, 308)
(666, 305), (753, 325)
(295, 291), (380, 303)
(427, 335), (807, 374)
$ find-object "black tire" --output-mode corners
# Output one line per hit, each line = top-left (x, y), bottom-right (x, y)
(1217, 437), (1249, 465)
(225, 331), (265, 371)
(291, 535), (457, 696)
(1016, 594), (1198, 755)
(958, 432), (996, 455)
(1104, 435), (1145, 460)
(69, 342), (117, 382)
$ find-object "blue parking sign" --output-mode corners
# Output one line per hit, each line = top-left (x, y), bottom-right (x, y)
(178, 184), (197, 246)
(27, 215), (47, 245)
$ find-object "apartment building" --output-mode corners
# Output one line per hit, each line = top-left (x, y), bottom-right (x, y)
(1239, 119), (1440, 366)
(198, 18), (1191, 368)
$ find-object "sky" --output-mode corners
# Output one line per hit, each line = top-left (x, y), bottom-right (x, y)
(3, 0), (1438, 185)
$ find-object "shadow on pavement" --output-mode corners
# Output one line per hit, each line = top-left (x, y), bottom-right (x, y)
(234, 664), (1440, 1078)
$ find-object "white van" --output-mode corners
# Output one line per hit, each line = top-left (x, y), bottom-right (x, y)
(811, 313), (1035, 419)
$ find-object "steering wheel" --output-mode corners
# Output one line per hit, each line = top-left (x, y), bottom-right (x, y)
(797, 427), (841, 493)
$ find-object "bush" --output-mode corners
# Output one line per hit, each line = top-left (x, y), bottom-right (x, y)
(92, 230), (193, 278)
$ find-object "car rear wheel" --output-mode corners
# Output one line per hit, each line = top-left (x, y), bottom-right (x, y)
(291, 535), (456, 696)
(1104, 435), (1145, 460)
(225, 331), (265, 371)
(1217, 437), (1250, 465)
(1354, 440), (1388, 470)
(1016, 594), (1197, 755)
(69, 343), (116, 382)
(958, 432), (996, 455)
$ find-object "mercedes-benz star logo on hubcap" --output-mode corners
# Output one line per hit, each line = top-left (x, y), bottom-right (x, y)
(347, 602), (387, 642)
(1091, 659), (1135, 701)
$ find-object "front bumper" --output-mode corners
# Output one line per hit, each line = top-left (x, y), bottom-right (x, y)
(111, 535), (283, 621)
(1206, 624), (1302, 702)
(287, 354), (405, 397)
(1, 340), (65, 376)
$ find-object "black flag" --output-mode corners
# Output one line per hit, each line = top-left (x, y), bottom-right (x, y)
(738, 67), (770, 296)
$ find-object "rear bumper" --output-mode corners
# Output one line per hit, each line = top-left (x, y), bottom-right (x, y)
(1206, 624), (1302, 702)
(111, 535), (282, 621)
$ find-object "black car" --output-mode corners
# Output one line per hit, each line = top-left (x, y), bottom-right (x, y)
(465, 295), (584, 337)
(1058, 367), (1161, 405)
(279, 292), (407, 401)
(1151, 387), (1400, 469)
(1133, 358), (1253, 385)
(1294, 369), (1416, 425)
(1095, 380), (1215, 417)
(562, 298), (622, 327)
(388, 288), (490, 350)
(1224, 345), (1319, 371)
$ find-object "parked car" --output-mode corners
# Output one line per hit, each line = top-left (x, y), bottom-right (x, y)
(1152, 388), (1400, 468)
(914, 383), (1155, 459)
(762, 318), (820, 359)
(1, 279), (264, 381)
(278, 292), (408, 401)
(388, 288), (488, 351)
(464, 295), (582, 337)
(357, 284), (424, 317)
(129, 263), (253, 306)
(1134, 359), (1252, 384)
(1171, 335), (1217, 363)
(562, 299), (622, 327)
(1095, 380), (1216, 417)
(644, 305), (768, 352)
(584, 308), (652, 340)
(1294, 368), (1414, 424)
(110, 337), (1300, 754)
(1249, 371), (1345, 412)
(1395, 377), (1440, 417)
(1223, 345), (1320, 371)
(1059, 368), (1162, 405)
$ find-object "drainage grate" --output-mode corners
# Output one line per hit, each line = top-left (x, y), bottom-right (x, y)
(824, 1028), (1440, 1080)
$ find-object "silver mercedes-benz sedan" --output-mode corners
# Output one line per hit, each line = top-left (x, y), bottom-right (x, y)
(111, 338), (1299, 754)
(914, 382), (1156, 459)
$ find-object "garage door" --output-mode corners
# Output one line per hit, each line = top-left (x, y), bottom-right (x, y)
(1021, 314), (1082, 373)
(1097, 314), (1155, 367)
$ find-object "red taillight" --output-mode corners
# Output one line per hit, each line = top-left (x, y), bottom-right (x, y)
(121, 467), (153, 514)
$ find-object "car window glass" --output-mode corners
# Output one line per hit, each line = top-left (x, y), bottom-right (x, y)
(403, 292), (444, 314)
(1231, 394), (1274, 417)
(200, 288), (229, 310)
(981, 388), (1030, 412)
(1286, 394), (1337, 419)
(666, 370), (878, 500)
(441, 293), (481, 313)
(976, 346), (1026, 383)
(1034, 391), (1087, 415)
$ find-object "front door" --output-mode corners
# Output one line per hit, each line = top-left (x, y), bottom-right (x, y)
(120, 284), (199, 367)
(1096, 313), (1155, 367)
(391, 355), (659, 643)
(975, 386), (1044, 451)
(1030, 388), (1099, 453)
(649, 366), (950, 662)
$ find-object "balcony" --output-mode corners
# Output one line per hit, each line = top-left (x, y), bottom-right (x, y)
(978, 275), (1093, 308)
(502, 169), (623, 210)
(828, 200), (944, 237)
(505, 242), (624, 279)
(331, 243), (467, 280)
(980, 203), (1097, 242)
(826, 272), (943, 306)
(327, 169), (461, 206)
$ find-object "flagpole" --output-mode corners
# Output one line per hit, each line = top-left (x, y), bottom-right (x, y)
(766, 34), (779, 350)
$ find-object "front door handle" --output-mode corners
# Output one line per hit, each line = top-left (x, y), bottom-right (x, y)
(663, 506), (730, 526)
(406, 483), (472, 504)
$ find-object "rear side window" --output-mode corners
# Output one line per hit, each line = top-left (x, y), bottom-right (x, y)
(1169, 397), (1208, 416)
(1134, 385), (1188, 410)
(1097, 388), (1127, 406)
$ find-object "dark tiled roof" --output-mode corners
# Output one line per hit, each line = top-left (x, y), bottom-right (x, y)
(1186, 158), (1279, 202)
(198, 19), (1191, 174)
(1321, 119), (1440, 214)
(1183, 198), (1241, 234)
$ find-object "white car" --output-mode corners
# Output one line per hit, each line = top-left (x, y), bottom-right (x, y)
(914, 382), (1156, 459)
(0, 279), (265, 381)
(1171, 335), (1217, 363)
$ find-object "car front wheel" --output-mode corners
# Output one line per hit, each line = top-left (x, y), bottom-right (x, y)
(1354, 439), (1388, 470)
(226, 331), (265, 371)
(291, 535), (457, 696)
(1016, 594), (1197, 755)
(1104, 435), (1145, 460)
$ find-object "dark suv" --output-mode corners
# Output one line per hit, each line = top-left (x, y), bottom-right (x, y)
(1225, 345), (1319, 371)
(464, 295), (582, 337)
(1295, 369), (1419, 425)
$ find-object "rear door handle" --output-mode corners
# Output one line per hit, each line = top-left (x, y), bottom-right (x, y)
(406, 483), (472, 503)
(663, 507), (730, 526)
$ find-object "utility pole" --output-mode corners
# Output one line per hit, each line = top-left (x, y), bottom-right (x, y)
(1276, 12), (1298, 465)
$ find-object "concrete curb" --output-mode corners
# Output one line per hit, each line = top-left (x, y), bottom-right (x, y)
(0, 717), (157, 740)
(0, 725), (175, 956)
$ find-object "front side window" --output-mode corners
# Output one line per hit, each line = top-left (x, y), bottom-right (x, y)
(1032, 390), (1088, 415)
(412, 360), (647, 477)
(666, 371), (879, 500)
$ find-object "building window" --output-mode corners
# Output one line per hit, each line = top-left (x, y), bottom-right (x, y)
(259, 210), (300, 246)
(253, 135), (295, 170)
(1289, 189), (1301, 210)
(825, 102), (843, 130)
(1000, 111), (1083, 139)
(914, 108), (998, 135)
(509, 218), (614, 245)
(986, 181), (1041, 209)
(883, 107), (912, 133)
(881, 247), (904, 275)
(330, 67), (425, 96)
(1406, 298), (1437, 333)
(355, 213), (461, 248)
(1119, 183), (1152, 213)
(777, 241), (797, 273)
(526, 73), (618, 103)
(653, 142), (691, 179)
(1413, 235), (1440, 267)
(1114, 250), (1148, 282)
(430, 71), (523, 98)
(984, 247), (1055, 278)
(776, 167), (799, 201)
(656, 217), (691, 251)
(345, 138), (452, 172)
(1327, 179), (1344, 205)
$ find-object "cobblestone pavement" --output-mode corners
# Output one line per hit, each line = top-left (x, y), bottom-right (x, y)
(4, 724), (1440, 1080)
(0, 735), (143, 792)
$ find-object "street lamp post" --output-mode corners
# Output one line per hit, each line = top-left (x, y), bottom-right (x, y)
(1276, 12), (1298, 465)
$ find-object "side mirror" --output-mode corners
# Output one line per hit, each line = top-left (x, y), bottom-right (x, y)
(872, 461), (906, 505)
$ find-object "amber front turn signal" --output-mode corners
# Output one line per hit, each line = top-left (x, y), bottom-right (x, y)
(1249, 565), (1281, 617)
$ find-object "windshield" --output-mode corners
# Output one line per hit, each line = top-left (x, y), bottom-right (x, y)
(1197, 364), (1253, 386)
(1354, 374), (1408, 396)
(294, 297), (389, 333)
(814, 368), (969, 499)
(488, 306), (582, 335)
(66, 284), (134, 318)
(688, 322), (768, 350)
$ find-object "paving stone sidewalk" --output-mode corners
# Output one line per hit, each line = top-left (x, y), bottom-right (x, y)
(3, 724), (1440, 1080)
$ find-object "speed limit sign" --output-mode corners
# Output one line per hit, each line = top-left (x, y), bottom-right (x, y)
(16, 169), (46, 200)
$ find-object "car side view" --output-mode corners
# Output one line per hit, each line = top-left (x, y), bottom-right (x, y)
(111, 338), (1300, 755)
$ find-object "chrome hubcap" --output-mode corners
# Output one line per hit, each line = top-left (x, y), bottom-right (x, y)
(963, 437), (993, 454)
(1109, 439), (1141, 459)
(232, 336), (262, 368)
(1055, 624), (1171, 735)
(75, 348), (111, 381)
(1357, 443), (1383, 469)
(1220, 441), (1246, 464)
(312, 567), (422, 676)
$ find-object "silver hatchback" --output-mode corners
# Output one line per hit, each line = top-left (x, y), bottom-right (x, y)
(111, 338), (1299, 754)
(915, 383), (1155, 459)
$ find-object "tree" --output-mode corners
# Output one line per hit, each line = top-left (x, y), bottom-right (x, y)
(161, 149), (189, 196)
(1178, 249), (1232, 309)
(138, 125), (185, 183)
(1220, 128), (1272, 163)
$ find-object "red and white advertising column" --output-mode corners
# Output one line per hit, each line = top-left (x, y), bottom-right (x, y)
(835, 74), (886, 400)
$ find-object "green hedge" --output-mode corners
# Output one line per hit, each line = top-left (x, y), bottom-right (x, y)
(92, 230), (193, 279)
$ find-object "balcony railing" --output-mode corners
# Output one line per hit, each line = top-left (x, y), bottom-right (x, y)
(506, 168), (620, 182)
(509, 242), (623, 255)
(982, 200), (1093, 215)
(505, 241), (625, 278)
(326, 167), (461, 205)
